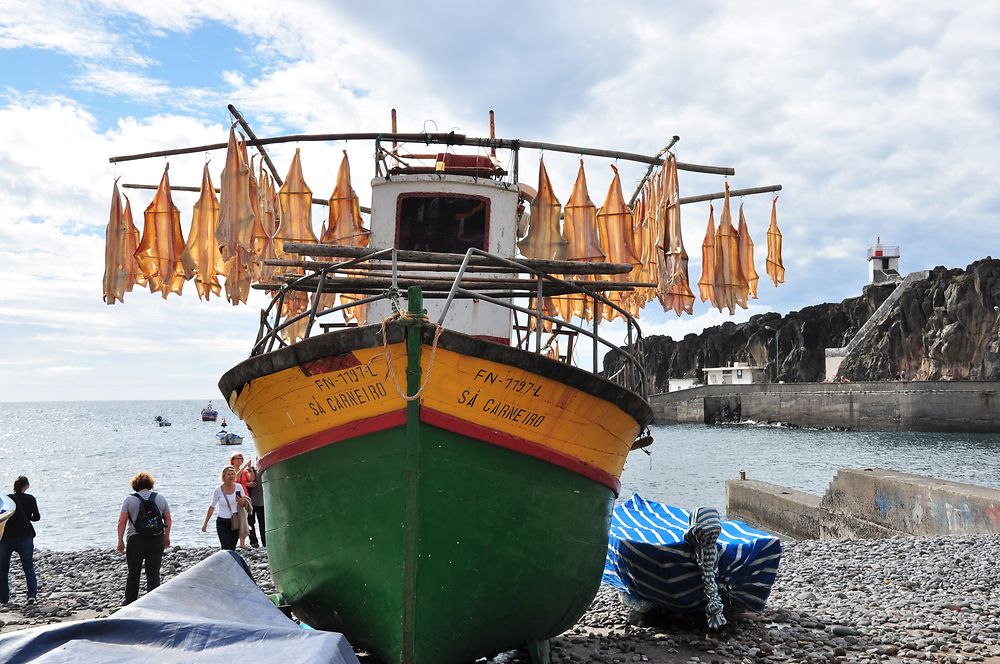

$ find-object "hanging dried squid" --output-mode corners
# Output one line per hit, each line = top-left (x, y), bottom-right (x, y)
(103, 179), (129, 304)
(180, 164), (225, 300)
(277, 148), (318, 247)
(255, 166), (281, 286)
(134, 164), (186, 299)
(713, 182), (747, 314)
(698, 204), (717, 306)
(766, 196), (785, 287)
(656, 155), (695, 316)
(737, 202), (760, 300)
(596, 165), (640, 321)
(563, 161), (605, 263)
(518, 159), (567, 261)
(216, 125), (255, 262)
(122, 195), (146, 291)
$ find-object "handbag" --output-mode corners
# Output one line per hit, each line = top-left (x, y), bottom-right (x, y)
(223, 490), (240, 531)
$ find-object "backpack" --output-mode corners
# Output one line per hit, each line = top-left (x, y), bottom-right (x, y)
(130, 492), (165, 537)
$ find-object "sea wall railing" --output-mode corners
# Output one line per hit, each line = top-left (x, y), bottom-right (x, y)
(250, 246), (648, 399)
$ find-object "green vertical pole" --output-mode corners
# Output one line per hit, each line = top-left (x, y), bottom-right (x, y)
(402, 285), (424, 662)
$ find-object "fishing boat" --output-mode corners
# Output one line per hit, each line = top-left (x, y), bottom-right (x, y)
(154, 415), (171, 427)
(109, 108), (782, 664)
(216, 429), (244, 445)
(0, 495), (14, 539)
(202, 403), (219, 421)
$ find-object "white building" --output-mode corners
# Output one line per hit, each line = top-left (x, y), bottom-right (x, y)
(667, 377), (700, 392)
(702, 362), (768, 386)
(868, 237), (901, 285)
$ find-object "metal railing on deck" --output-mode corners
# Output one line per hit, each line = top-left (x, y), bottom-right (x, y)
(251, 247), (648, 400)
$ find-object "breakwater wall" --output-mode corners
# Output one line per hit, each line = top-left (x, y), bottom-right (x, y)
(726, 468), (1000, 539)
(650, 381), (1000, 432)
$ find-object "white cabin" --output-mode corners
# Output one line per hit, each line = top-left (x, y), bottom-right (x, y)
(702, 362), (768, 386)
(366, 174), (519, 343)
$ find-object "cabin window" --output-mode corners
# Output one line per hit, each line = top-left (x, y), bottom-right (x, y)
(396, 194), (489, 254)
(881, 258), (890, 270)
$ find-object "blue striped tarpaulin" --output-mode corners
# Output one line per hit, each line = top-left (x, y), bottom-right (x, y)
(602, 493), (782, 615)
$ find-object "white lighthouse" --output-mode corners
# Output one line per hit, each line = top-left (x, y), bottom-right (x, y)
(867, 236), (901, 284)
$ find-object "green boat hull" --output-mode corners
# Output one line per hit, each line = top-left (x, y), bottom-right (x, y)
(263, 419), (613, 663)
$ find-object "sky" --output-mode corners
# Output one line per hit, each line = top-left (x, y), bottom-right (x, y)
(1, 1), (998, 402)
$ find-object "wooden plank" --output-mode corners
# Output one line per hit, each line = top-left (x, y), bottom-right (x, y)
(281, 243), (635, 275)
(679, 184), (782, 205)
(121, 183), (372, 213)
(109, 131), (735, 174)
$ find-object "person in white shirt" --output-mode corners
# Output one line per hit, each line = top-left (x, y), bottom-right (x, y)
(200, 465), (251, 550)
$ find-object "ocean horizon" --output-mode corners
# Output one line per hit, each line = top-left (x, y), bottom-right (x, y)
(2, 400), (998, 551)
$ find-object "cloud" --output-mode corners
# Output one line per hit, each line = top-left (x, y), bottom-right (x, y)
(2, 2), (1000, 400)
(0, 0), (150, 65)
(39, 365), (94, 375)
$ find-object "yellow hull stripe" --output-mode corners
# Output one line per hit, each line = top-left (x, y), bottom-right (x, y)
(228, 342), (639, 479)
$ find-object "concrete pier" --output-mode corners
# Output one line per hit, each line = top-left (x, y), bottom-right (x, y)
(651, 381), (1000, 432)
(726, 468), (1000, 539)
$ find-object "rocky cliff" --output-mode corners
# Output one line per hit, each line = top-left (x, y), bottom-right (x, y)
(606, 257), (1000, 389)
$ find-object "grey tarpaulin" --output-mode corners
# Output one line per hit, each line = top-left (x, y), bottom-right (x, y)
(0, 550), (359, 663)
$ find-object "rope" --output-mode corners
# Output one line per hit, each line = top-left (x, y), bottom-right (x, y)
(379, 311), (444, 402)
(683, 506), (727, 630)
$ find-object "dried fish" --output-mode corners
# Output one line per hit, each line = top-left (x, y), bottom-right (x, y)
(766, 196), (785, 287)
(256, 166), (281, 286)
(122, 195), (146, 291)
(322, 151), (370, 248)
(596, 164), (641, 278)
(698, 204), (717, 306)
(216, 125), (255, 261)
(656, 155), (694, 316)
(223, 247), (254, 306)
(280, 290), (311, 344)
(563, 161), (605, 263)
(737, 203), (759, 300)
(277, 148), (318, 246)
(103, 179), (128, 305)
(180, 164), (224, 300)
(134, 164), (186, 299)
(713, 182), (747, 313)
(518, 159), (567, 261)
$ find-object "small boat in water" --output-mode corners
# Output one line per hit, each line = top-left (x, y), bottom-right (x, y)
(154, 415), (172, 427)
(603, 494), (782, 628)
(201, 402), (219, 421)
(216, 425), (243, 445)
(0, 495), (15, 539)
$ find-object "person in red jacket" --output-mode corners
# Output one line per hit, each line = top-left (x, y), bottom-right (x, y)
(231, 453), (259, 548)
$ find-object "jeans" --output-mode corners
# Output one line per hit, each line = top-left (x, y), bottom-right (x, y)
(216, 517), (238, 550)
(124, 533), (164, 605)
(0, 536), (38, 603)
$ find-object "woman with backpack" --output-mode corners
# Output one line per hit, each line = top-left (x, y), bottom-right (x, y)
(1, 475), (41, 606)
(200, 465), (251, 550)
(116, 471), (171, 605)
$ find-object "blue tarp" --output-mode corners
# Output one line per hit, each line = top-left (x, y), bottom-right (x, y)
(603, 493), (782, 614)
(0, 551), (359, 663)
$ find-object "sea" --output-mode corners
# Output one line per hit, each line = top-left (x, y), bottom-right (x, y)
(1, 400), (999, 551)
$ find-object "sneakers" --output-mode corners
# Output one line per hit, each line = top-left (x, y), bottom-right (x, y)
(25, 598), (35, 606)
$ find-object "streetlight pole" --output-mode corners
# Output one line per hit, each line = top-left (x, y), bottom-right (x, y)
(764, 325), (780, 383)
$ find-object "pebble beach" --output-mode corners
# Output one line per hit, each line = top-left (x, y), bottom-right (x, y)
(2, 535), (998, 663)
